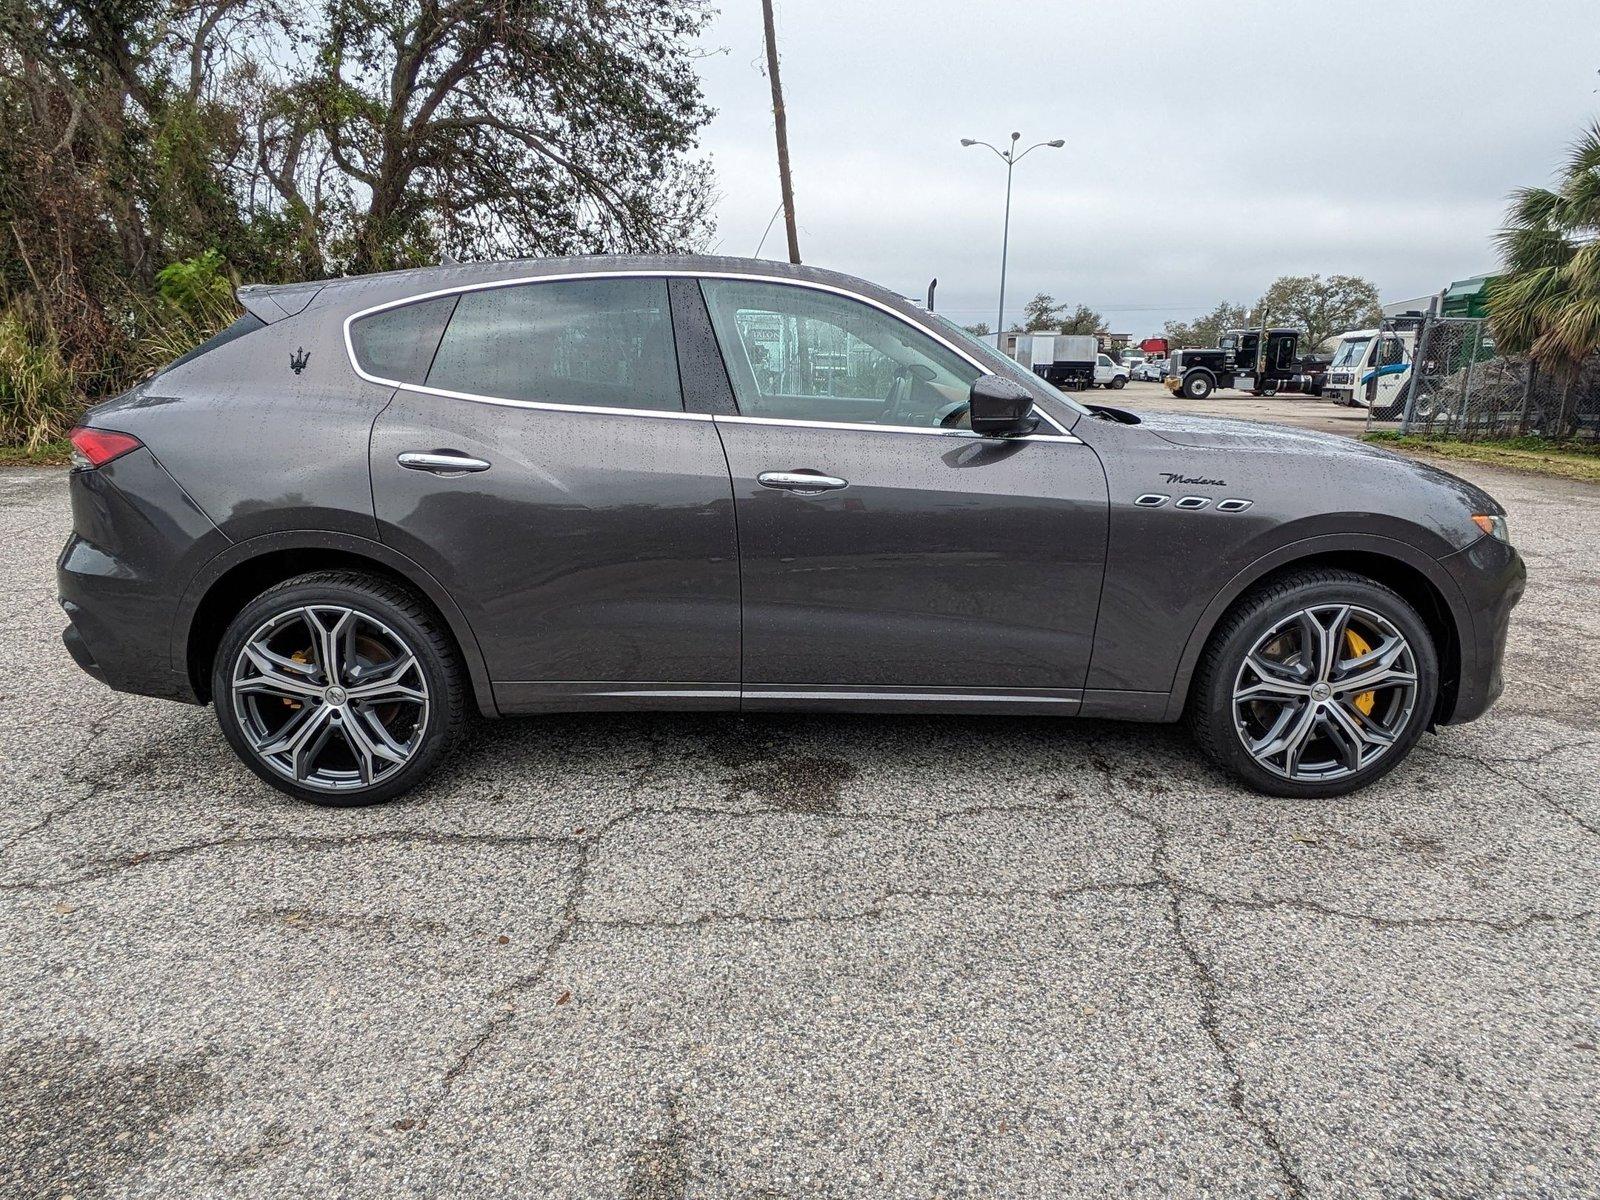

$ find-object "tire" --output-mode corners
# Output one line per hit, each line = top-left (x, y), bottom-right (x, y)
(1110, 375), (1127, 390)
(1186, 568), (1438, 798)
(211, 570), (467, 806)
(1181, 372), (1213, 401)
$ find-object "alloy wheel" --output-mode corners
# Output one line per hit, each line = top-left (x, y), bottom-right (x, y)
(230, 604), (430, 792)
(1231, 603), (1418, 782)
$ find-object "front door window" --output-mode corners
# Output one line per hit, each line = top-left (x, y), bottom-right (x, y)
(699, 279), (978, 428)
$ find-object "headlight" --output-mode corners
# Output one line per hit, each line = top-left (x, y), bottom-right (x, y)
(1471, 514), (1510, 543)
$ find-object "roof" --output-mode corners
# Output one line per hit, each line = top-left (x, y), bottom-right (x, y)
(1444, 274), (1495, 300)
(237, 254), (909, 325)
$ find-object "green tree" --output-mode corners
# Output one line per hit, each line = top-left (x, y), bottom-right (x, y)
(1488, 120), (1600, 377)
(288, 0), (717, 272)
(0, 0), (722, 444)
(1163, 301), (1252, 349)
(1022, 293), (1104, 335)
(1255, 273), (1382, 351)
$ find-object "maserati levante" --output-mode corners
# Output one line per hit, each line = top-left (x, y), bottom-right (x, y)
(58, 256), (1523, 804)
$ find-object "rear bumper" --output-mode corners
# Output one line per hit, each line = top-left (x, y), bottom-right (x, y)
(61, 616), (105, 684)
(59, 538), (199, 703)
(56, 450), (224, 704)
(1437, 535), (1525, 725)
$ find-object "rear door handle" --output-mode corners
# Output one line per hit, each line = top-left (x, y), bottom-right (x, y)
(757, 471), (848, 494)
(397, 451), (491, 475)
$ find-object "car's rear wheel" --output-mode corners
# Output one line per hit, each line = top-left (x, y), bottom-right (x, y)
(212, 570), (465, 806)
(1187, 569), (1437, 797)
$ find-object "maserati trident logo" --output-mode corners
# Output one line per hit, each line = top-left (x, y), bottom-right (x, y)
(290, 347), (310, 374)
(1162, 472), (1226, 487)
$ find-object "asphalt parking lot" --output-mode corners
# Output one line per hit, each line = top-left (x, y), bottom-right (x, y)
(2, 415), (1598, 1198)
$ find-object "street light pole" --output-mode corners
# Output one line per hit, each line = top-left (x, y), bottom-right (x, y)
(960, 132), (1065, 342)
(997, 137), (1016, 339)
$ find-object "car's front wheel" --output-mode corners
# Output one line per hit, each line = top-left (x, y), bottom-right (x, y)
(1182, 372), (1213, 400)
(212, 570), (466, 806)
(1187, 569), (1438, 797)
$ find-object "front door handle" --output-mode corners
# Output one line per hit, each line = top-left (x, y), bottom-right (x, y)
(397, 451), (492, 475)
(757, 470), (848, 495)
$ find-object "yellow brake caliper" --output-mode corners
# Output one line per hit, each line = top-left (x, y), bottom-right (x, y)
(1345, 629), (1376, 716)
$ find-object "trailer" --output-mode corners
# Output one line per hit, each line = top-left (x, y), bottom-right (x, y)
(1011, 334), (1128, 390)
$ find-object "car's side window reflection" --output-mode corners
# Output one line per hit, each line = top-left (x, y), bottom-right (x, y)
(424, 277), (683, 411)
(699, 279), (978, 428)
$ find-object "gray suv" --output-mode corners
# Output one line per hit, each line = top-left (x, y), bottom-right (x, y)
(58, 256), (1524, 805)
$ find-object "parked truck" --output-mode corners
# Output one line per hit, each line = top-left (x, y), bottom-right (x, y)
(1011, 334), (1128, 390)
(1322, 319), (1419, 419)
(1164, 328), (1326, 401)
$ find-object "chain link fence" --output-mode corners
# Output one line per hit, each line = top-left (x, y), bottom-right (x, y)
(1363, 315), (1600, 442)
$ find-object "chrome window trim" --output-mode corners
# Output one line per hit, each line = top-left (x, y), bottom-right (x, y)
(343, 268), (1080, 442)
(392, 380), (712, 422)
(714, 413), (1079, 443)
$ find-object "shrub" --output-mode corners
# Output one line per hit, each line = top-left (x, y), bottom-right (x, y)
(0, 309), (79, 450)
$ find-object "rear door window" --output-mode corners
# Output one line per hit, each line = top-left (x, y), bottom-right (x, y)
(426, 277), (682, 411)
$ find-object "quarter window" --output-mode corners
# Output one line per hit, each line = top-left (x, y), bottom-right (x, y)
(425, 277), (682, 411)
(349, 296), (457, 384)
(699, 278), (978, 428)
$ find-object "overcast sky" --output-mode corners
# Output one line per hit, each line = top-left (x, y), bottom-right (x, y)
(691, 0), (1598, 339)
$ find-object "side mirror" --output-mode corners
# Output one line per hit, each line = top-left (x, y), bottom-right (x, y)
(967, 374), (1037, 436)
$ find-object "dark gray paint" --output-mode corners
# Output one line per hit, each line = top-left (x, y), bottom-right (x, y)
(369, 395), (740, 695)
(713, 419), (1107, 692)
(58, 254), (1523, 734)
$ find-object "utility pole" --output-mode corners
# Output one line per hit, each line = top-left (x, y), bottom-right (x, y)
(761, 0), (800, 264)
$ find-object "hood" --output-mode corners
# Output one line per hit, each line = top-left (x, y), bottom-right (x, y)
(1126, 410), (1506, 516)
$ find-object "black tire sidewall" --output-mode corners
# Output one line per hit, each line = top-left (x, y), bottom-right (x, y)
(212, 576), (457, 806)
(1198, 577), (1439, 799)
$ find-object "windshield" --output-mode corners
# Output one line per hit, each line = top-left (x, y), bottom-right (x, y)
(1330, 337), (1371, 369)
(925, 314), (1093, 417)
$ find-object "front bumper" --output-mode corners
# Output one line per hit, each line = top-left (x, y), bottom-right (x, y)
(1163, 377), (1181, 393)
(1436, 534), (1525, 725)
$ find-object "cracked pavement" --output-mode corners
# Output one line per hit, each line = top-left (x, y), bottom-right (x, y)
(1, 458), (1598, 1199)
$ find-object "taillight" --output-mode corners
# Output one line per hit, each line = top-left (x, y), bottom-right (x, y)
(69, 427), (143, 470)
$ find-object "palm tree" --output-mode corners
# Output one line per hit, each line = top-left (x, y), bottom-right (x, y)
(1489, 121), (1600, 383)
